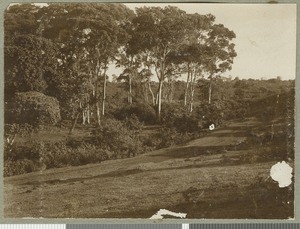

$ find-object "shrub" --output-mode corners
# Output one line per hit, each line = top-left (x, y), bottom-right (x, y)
(221, 99), (249, 120)
(4, 140), (44, 163)
(194, 102), (224, 128)
(148, 127), (199, 148)
(90, 118), (144, 158)
(170, 114), (199, 133)
(4, 140), (110, 176)
(41, 141), (109, 168)
(4, 159), (36, 177)
(123, 114), (144, 131)
(5, 123), (34, 135)
(6, 91), (61, 126)
(114, 103), (156, 124)
(160, 102), (186, 126)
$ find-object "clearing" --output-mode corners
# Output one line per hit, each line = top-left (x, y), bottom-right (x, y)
(4, 118), (294, 219)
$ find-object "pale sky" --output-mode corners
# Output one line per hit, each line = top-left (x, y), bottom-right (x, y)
(11, 3), (297, 80)
(123, 3), (297, 80)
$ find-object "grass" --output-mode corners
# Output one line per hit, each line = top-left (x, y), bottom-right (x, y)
(13, 123), (94, 144)
(4, 117), (294, 219)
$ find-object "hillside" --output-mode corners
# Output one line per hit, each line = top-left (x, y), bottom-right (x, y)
(4, 117), (293, 219)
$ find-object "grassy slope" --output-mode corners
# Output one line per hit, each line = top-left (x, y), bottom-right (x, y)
(4, 118), (294, 219)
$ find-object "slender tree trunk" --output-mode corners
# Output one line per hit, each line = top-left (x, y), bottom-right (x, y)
(144, 82), (149, 103)
(155, 58), (166, 121)
(189, 73), (196, 113)
(128, 76), (132, 104)
(93, 66), (100, 125)
(148, 81), (155, 105)
(69, 112), (80, 135)
(92, 85), (95, 97)
(184, 64), (190, 106)
(96, 101), (101, 126)
(87, 104), (90, 124)
(82, 111), (86, 125)
(102, 68), (107, 116)
(95, 82), (101, 126)
(208, 76), (213, 105)
(80, 101), (87, 125)
(157, 80), (163, 121)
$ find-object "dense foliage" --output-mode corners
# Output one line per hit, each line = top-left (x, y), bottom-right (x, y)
(4, 3), (295, 176)
(6, 91), (61, 125)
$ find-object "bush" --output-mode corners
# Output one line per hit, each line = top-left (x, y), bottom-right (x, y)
(6, 91), (61, 126)
(194, 102), (224, 128)
(221, 99), (248, 120)
(4, 140), (110, 176)
(146, 127), (200, 149)
(5, 142), (41, 162)
(40, 141), (109, 168)
(123, 114), (144, 131)
(160, 102), (186, 125)
(170, 114), (199, 133)
(90, 118), (145, 158)
(4, 159), (36, 177)
(4, 123), (37, 141)
(114, 103), (156, 124)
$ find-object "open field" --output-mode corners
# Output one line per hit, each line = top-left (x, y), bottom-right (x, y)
(4, 118), (294, 219)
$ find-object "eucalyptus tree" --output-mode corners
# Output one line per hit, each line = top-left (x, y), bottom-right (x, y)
(40, 3), (97, 125)
(138, 68), (155, 104)
(116, 15), (160, 105)
(138, 53), (156, 105)
(205, 24), (237, 104)
(131, 6), (190, 121)
(183, 13), (215, 109)
(163, 62), (182, 103)
(42, 3), (134, 128)
(168, 44), (202, 110)
(168, 13), (236, 110)
(115, 49), (141, 104)
(83, 3), (134, 124)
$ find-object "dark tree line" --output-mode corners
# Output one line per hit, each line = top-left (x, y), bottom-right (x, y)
(5, 3), (237, 129)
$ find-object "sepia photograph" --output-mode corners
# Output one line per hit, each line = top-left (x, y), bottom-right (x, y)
(3, 2), (296, 219)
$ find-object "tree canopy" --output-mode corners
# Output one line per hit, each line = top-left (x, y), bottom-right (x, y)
(5, 3), (237, 125)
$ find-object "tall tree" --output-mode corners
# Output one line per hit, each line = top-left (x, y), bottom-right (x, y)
(42, 3), (134, 127)
(115, 50), (141, 104)
(168, 13), (216, 111)
(4, 4), (58, 100)
(139, 53), (156, 105)
(131, 6), (190, 121)
(205, 24), (237, 104)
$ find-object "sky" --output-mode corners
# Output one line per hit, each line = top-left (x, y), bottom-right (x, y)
(123, 3), (297, 80)
(10, 3), (297, 80)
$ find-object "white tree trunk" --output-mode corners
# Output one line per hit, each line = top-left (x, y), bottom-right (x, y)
(96, 101), (101, 126)
(184, 71), (190, 106)
(208, 77), (213, 105)
(102, 70), (107, 116)
(157, 80), (163, 121)
(128, 76), (132, 104)
(87, 104), (90, 124)
(148, 81), (155, 105)
(189, 82), (195, 112)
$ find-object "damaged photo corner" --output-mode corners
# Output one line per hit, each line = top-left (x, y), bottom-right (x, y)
(0, 0), (299, 223)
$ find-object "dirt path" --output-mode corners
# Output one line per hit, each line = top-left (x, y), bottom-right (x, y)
(4, 118), (293, 219)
